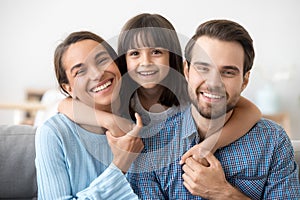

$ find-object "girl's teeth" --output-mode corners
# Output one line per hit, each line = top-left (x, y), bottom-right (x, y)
(139, 71), (155, 76)
(92, 80), (112, 92)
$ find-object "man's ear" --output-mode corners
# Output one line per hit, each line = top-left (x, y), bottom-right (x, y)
(183, 60), (189, 81)
(241, 71), (250, 91)
(62, 83), (74, 98)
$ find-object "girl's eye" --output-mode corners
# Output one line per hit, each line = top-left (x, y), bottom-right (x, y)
(152, 49), (162, 55)
(128, 50), (139, 56)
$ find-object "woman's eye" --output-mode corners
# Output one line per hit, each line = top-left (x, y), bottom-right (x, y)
(96, 57), (109, 66)
(74, 68), (86, 77)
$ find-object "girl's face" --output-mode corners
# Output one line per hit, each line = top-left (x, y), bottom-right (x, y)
(125, 47), (170, 89)
(62, 39), (121, 112)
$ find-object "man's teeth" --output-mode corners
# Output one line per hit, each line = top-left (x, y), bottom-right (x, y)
(92, 81), (112, 92)
(138, 71), (156, 76)
(203, 92), (221, 99)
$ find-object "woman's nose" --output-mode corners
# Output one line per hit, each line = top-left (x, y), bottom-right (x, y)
(88, 65), (104, 80)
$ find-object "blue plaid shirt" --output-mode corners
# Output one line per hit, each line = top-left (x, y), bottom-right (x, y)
(127, 106), (300, 199)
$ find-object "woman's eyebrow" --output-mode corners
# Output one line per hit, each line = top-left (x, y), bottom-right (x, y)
(94, 51), (108, 60)
(70, 63), (83, 74)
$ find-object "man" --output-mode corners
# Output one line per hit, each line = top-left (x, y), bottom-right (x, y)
(180, 19), (300, 199)
(127, 19), (300, 199)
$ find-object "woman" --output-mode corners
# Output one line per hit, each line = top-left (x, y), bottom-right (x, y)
(35, 31), (142, 199)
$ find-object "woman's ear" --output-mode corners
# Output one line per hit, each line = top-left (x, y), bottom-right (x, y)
(62, 83), (74, 98)
(241, 71), (250, 91)
(183, 60), (189, 81)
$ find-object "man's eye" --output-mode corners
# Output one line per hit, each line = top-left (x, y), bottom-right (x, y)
(194, 65), (209, 73)
(222, 70), (236, 77)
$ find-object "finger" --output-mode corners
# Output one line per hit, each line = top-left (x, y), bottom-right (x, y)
(182, 163), (195, 177)
(134, 113), (143, 128)
(105, 130), (117, 143)
(203, 151), (220, 167)
(128, 113), (143, 137)
(180, 147), (196, 164)
(185, 157), (206, 172)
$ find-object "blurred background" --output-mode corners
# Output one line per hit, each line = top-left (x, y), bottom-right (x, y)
(0, 0), (299, 140)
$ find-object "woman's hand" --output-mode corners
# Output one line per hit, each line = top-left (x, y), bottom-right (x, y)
(106, 113), (144, 173)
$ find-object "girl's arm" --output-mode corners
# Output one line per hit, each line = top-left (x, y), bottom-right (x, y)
(58, 98), (133, 137)
(180, 96), (261, 164)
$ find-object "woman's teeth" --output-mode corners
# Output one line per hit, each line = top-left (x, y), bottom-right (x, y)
(92, 80), (112, 92)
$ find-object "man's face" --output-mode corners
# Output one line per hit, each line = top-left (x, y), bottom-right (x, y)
(184, 36), (249, 119)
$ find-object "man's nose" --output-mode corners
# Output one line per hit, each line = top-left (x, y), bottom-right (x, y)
(204, 68), (223, 88)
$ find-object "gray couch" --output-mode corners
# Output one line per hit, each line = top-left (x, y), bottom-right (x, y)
(0, 125), (37, 199)
(0, 124), (299, 199)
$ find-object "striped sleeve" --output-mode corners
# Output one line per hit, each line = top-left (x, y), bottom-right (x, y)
(77, 163), (139, 199)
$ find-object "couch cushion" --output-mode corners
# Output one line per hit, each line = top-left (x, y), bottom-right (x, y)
(0, 125), (37, 199)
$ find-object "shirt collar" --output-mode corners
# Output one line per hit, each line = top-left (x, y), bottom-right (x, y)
(182, 105), (198, 139)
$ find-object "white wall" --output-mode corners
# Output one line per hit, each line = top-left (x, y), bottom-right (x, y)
(1, 0), (299, 139)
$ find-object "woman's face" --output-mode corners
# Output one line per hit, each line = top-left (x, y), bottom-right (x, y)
(125, 47), (170, 89)
(62, 39), (121, 111)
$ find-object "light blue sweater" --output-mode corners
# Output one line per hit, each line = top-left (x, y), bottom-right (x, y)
(35, 113), (138, 199)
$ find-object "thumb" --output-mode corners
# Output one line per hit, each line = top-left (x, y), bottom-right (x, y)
(128, 113), (143, 137)
(106, 130), (117, 143)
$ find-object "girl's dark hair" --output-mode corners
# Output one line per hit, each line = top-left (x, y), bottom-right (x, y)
(54, 31), (118, 95)
(185, 19), (255, 75)
(117, 13), (189, 111)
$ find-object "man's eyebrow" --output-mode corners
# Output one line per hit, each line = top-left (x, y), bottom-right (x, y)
(223, 65), (240, 72)
(70, 63), (83, 74)
(192, 61), (212, 67)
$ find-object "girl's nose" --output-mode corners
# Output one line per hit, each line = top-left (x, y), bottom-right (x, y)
(140, 52), (152, 66)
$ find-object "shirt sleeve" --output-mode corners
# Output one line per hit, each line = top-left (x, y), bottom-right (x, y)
(35, 124), (139, 200)
(263, 128), (300, 199)
(76, 163), (139, 200)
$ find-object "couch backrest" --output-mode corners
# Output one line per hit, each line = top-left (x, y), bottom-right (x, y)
(0, 125), (37, 199)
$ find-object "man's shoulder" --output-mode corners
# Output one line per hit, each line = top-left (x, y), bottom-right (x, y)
(251, 117), (287, 136)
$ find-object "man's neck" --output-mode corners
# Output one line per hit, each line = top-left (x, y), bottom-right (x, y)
(191, 105), (233, 140)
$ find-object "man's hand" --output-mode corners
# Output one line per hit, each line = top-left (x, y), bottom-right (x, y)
(106, 113), (144, 173)
(182, 151), (250, 199)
